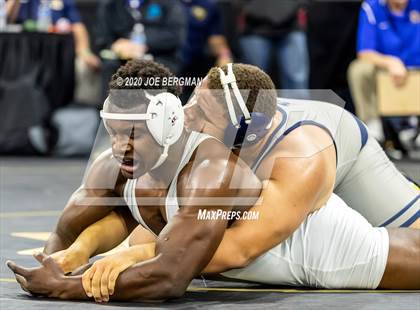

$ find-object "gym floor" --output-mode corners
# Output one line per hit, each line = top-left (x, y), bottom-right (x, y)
(1, 157), (419, 310)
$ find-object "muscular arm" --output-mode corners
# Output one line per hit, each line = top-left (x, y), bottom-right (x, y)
(44, 189), (116, 254)
(65, 209), (136, 260)
(121, 129), (336, 275)
(58, 142), (261, 301)
(204, 126), (337, 273)
(44, 151), (122, 254)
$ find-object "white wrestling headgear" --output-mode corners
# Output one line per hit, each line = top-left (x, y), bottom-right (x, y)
(100, 91), (184, 170)
(218, 63), (273, 148)
(218, 63), (252, 128)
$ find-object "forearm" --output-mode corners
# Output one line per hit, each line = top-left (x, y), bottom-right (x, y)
(72, 23), (92, 56)
(44, 232), (72, 254)
(44, 192), (116, 255)
(60, 256), (180, 301)
(126, 243), (156, 263)
(208, 35), (231, 58)
(205, 182), (315, 273)
(45, 220), (84, 254)
(203, 229), (245, 273)
(6, 0), (21, 23)
(69, 211), (129, 258)
(358, 51), (395, 71)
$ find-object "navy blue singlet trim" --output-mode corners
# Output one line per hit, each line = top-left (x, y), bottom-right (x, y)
(401, 210), (420, 227)
(252, 120), (337, 172)
(352, 115), (369, 149)
(251, 106), (287, 171)
(380, 195), (419, 227)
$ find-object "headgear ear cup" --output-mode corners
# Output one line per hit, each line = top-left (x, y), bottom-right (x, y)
(145, 92), (184, 146)
(145, 92), (184, 169)
(218, 63), (273, 148)
(224, 112), (272, 148)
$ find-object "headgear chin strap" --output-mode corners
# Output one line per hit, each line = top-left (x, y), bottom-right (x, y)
(100, 91), (184, 171)
(218, 63), (273, 148)
(218, 63), (251, 128)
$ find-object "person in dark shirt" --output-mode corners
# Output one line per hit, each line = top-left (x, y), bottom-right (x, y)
(7, 0), (100, 71)
(95, 0), (187, 100)
(6, 0), (101, 105)
(238, 0), (309, 98)
(180, 0), (232, 102)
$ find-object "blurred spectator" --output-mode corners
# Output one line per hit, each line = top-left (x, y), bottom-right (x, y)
(348, 0), (420, 138)
(6, 0), (101, 105)
(96, 0), (186, 100)
(238, 0), (309, 97)
(180, 0), (232, 102)
(306, 1), (360, 114)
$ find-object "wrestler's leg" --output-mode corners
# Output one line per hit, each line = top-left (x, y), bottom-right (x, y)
(335, 136), (419, 228)
(378, 228), (420, 289)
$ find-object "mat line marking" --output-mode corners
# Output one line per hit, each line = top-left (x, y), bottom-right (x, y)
(0, 278), (16, 283)
(0, 211), (61, 218)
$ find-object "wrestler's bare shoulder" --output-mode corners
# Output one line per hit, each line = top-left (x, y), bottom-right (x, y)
(83, 149), (124, 190)
(269, 125), (335, 160)
(178, 137), (261, 201)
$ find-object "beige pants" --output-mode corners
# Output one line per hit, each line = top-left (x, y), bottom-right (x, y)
(347, 59), (378, 122)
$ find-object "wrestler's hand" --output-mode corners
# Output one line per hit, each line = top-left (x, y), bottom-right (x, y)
(51, 248), (89, 274)
(6, 253), (66, 298)
(82, 251), (138, 303)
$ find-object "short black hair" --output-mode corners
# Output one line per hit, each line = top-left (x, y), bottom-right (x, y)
(106, 60), (181, 112)
(207, 63), (277, 118)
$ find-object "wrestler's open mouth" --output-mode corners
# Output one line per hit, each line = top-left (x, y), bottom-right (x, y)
(118, 157), (140, 173)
